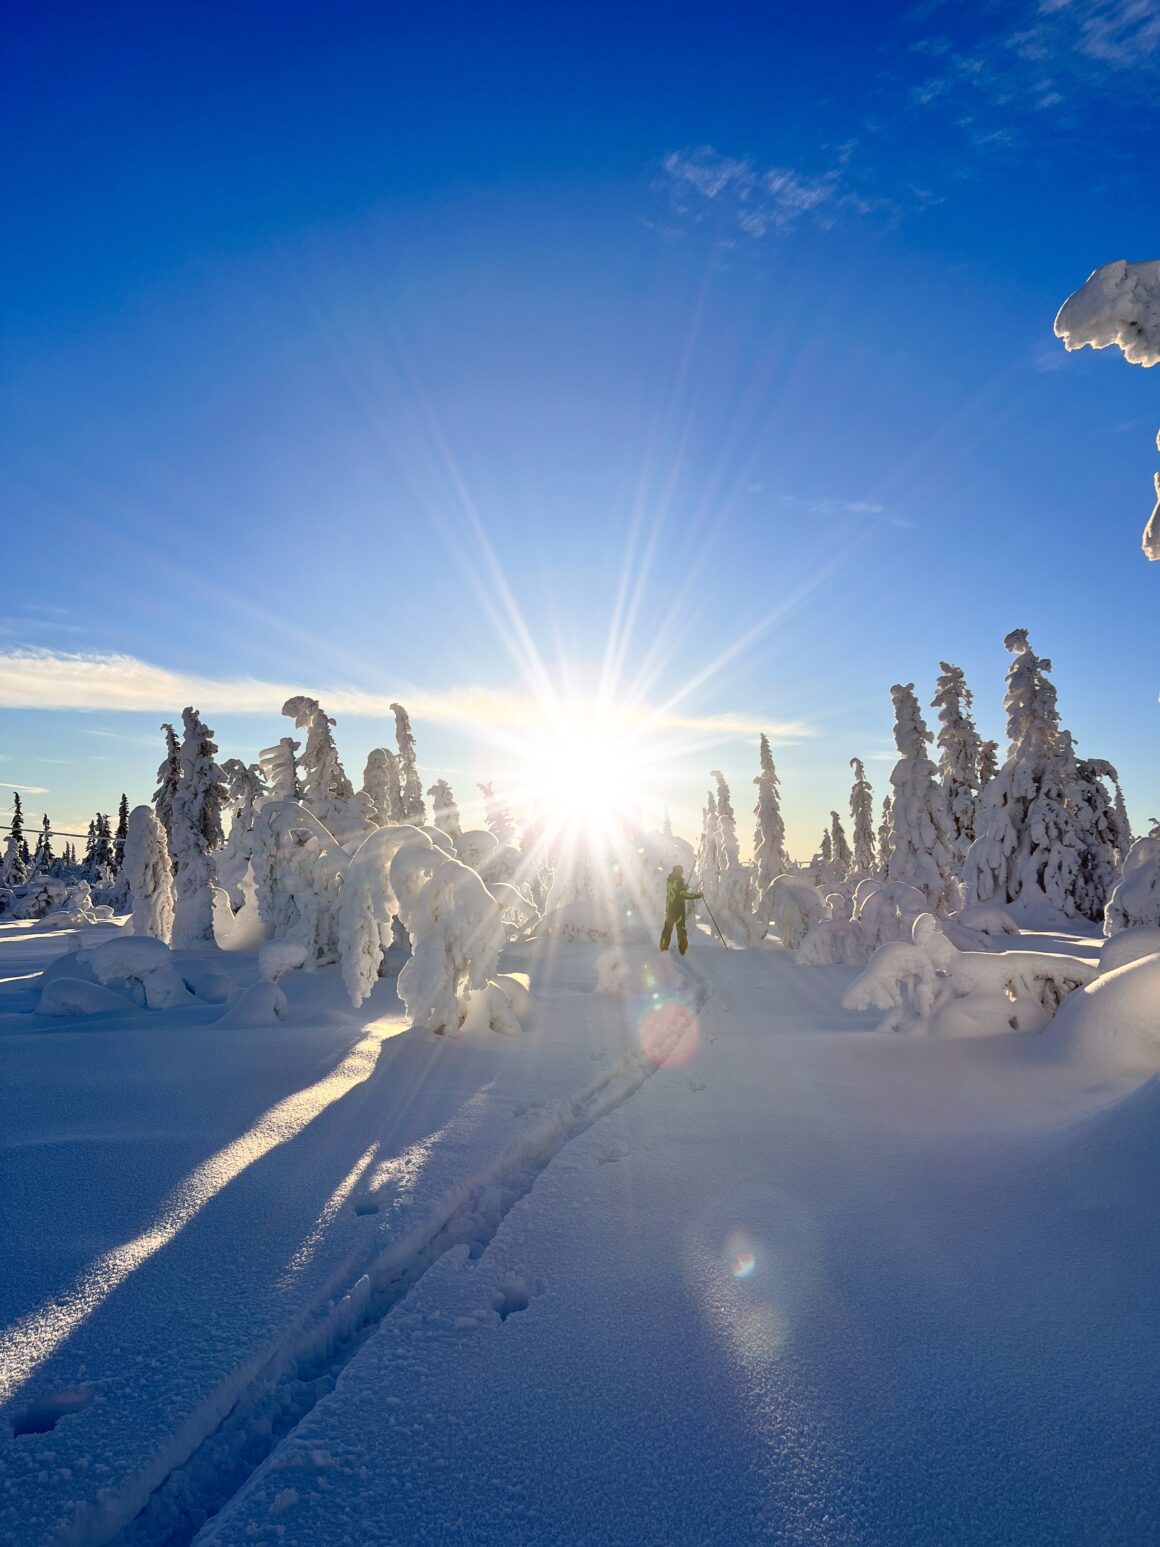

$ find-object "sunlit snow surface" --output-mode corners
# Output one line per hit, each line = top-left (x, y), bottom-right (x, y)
(2, 915), (1160, 1546)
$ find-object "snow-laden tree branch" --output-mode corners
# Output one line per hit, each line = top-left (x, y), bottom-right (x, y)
(1054, 258), (1160, 560)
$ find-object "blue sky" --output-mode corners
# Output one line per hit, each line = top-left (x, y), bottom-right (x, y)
(2, 0), (1157, 853)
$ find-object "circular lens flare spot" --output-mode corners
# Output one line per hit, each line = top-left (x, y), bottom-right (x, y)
(637, 998), (698, 1066)
(725, 1229), (759, 1280)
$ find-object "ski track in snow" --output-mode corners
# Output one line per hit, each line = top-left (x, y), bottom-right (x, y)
(110, 984), (704, 1547)
(0, 921), (706, 1547)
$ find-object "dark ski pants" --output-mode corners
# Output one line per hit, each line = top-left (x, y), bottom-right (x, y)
(659, 916), (688, 954)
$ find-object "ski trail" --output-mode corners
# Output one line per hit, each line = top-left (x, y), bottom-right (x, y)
(97, 968), (709, 1547)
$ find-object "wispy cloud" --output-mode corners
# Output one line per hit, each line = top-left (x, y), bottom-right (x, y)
(904, 0), (1160, 138)
(0, 780), (50, 793)
(0, 648), (814, 744)
(777, 494), (915, 529)
(659, 145), (896, 240)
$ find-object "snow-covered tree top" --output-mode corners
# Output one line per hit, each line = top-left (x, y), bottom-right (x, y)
(1055, 259), (1160, 369)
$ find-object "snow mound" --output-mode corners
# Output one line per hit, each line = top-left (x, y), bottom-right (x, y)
(217, 979), (289, 1026)
(1100, 926), (1160, 975)
(37, 936), (203, 1013)
(955, 902), (1020, 937)
(1105, 836), (1160, 934)
(1049, 954), (1160, 1072)
(540, 897), (616, 942)
(259, 940), (308, 982)
(1054, 258), (1160, 368)
(38, 977), (144, 1018)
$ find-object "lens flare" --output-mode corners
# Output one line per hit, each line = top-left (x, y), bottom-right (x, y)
(725, 1229), (759, 1280)
(637, 996), (699, 1066)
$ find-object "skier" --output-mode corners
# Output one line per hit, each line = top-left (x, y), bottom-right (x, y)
(660, 864), (702, 955)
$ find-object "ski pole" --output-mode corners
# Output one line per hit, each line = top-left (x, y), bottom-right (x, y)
(701, 897), (730, 950)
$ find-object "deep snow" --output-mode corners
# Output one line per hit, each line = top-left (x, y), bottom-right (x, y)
(2, 914), (1159, 1545)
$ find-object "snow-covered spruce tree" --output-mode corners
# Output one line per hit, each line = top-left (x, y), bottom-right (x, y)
(711, 771), (741, 871)
(1112, 779), (1134, 860)
(428, 779), (462, 839)
(703, 770), (761, 945)
(1069, 753), (1130, 923)
(752, 734), (791, 894)
(281, 696), (366, 840)
(89, 814), (115, 879)
(1055, 259), (1160, 559)
(31, 813), (54, 874)
(813, 827), (835, 889)
(478, 782), (516, 845)
(169, 706), (228, 946)
(978, 739), (999, 790)
(695, 790), (720, 891)
(363, 747), (403, 825)
(3, 795), (29, 886)
(217, 758), (269, 906)
(153, 723), (182, 855)
(849, 758), (876, 875)
(887, 683), (958, 913)
(932, 662), (982, 861)
(830, 811), (852, 878)
(963, 630), (1087, 921)
(878, 795), (893, 876)
(112, 794), (129, 873)
(391, 702), (426, 825)
(123, 805), (174, 942)
(260, 736), (301, 801)
(10, 793), (30, 869)
(250, 800), (348, 966)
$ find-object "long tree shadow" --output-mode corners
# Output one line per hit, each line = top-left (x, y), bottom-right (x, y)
(0, 1006), (518, 1541)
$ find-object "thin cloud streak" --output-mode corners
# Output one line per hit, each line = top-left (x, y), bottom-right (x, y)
(0, 648), (814, 744)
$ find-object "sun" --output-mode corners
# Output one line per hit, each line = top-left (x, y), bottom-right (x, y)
(522, 716), (644, 840)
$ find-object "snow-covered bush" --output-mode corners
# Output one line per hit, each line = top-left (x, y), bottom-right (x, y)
(489, 880), (540, 941)
(1105, 835), (1160, 934)
(853, 880), (929, 951)
(796, 893), (869, 966)
(250, 799), (349, 967)
(122, 805), (174, 942)
(390, 833), (508, 1034)
(842, 914), (1095, 1036)
(764, 874), (828, 950)
(338, 823), (514, 1034)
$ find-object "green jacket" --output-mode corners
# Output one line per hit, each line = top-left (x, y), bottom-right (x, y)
(665, 875), (702, 922)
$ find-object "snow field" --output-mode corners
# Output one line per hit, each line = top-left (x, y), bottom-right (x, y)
(0, 922), (691, 1546)
(195, 940), (1160, 1545)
